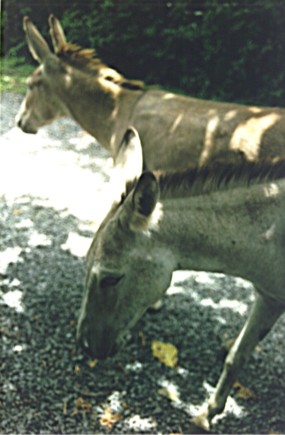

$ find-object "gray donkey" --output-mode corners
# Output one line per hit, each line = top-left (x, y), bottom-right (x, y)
(77, 127), (285, 428)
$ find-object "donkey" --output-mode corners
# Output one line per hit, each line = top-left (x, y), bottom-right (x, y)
(16, 16), (285, 170)
(77, 128), (285, 427)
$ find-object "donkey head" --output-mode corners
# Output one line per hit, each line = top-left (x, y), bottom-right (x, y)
(77, 128), (174, 359)
(16, 16), (70, 133)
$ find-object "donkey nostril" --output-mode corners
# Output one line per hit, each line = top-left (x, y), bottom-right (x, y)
(17, 119), (22, 128)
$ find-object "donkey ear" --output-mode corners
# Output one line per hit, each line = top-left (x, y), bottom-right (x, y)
(114, 127), (143, 183)
(23, 16), (52, 63)
(49, 14), (66, 53)
(130, 172), (160, 231)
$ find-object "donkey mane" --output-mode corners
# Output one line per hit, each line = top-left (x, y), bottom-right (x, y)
(158, 158), (285, 198)
(57, 42), (144, 90)
(120, 159), (285, 205)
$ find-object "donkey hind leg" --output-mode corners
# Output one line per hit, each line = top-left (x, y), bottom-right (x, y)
(194, 291), (284, 429)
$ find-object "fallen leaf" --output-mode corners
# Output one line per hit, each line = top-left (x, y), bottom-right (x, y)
(88, 358), (98, 368)
(12, 209), (23, 215)
(99, 407), (122, 428)
(233, 381), (257, 399)
(74, 397), (92, 412)
(63, 401), (68, 415)
(74, 365), (81, 373)
(151, 340), (178, 368)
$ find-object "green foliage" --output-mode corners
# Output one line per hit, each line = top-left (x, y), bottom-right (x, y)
(1, 0), (285, 106)
(0, 57), (34, 93)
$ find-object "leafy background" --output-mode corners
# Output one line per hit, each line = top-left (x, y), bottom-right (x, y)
(1, 0), (285, 106)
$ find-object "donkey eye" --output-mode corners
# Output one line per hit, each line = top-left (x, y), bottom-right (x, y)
(100, 275), (124, 289)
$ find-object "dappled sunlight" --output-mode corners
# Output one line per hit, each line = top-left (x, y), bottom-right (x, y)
(27, 230), (52, 248)
(2, 93), (284, 434)
(154, 376), (245, 430)
(224, 110), (238, 121)
(168, 271), (254, 320)
(229, 113), (281, 160)
(264, 182), (280, 197)
(192, 381), (245, 426)
(0, 124), (115, 222)
(199, 115), (220, 166)
(162, 93), (175, 100)
(261, 223), (276, 241)
(61, 231), (92, 257)
(170, 113), (184, 134)
(0, 247), (22, 274)
(1, 289), (24, 313)
(199, 297), (248, 316)
(126, 414), (157, 431)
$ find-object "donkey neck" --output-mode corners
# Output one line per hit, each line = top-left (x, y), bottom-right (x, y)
(153, 180), (284, 291)
(55, 67), (144, 155)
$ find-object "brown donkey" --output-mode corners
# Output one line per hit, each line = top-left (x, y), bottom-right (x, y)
(16, 16), (285, 170)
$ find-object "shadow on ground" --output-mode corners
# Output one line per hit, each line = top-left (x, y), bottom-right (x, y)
(0, 92), (284, 434)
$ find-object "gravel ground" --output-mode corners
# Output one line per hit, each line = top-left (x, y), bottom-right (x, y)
(1, 92), (285, 434)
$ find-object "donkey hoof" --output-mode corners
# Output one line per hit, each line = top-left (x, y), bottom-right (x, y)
(192, 405), (211, 431)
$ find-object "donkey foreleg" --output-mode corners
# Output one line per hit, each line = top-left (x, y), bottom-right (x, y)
(194, 292), (283, 428)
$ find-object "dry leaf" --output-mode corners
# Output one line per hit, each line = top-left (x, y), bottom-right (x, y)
(151, 340), (178, 368)
(88, 358), (98, 368)
(74, 365), (81, 373)
(233, 381), (257, 399)
(74, 397), (92, 412)
(63, 401), (68, 415)
(12, 209), (23, 215)
(71, 397), (92, 415)
(99, 407), (122, 428)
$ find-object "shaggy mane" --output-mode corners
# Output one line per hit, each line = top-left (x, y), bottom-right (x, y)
(57, 42), (104, 69)
(57, 42), (144, 90)
(119, 158), (285, 204)
(158, 158), (285, 198)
